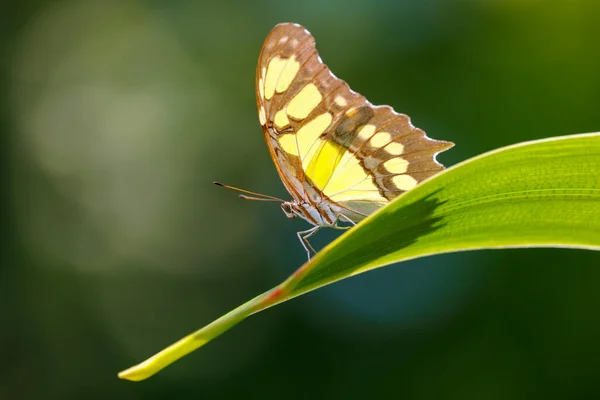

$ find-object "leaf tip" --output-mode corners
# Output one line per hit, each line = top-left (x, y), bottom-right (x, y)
(118, 362), (155, 382)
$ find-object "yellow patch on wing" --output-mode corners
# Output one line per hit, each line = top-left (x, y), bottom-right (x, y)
(275, 56), (300, 93)
(274, 109), (290, 128)
(297, 113), (332, 160)
(324, 154), (369, 195)
(264, 57), (287, 100)
(330, 190), (386, 202)
(287, 83), (322, 119)
(306, 140), (345, 189)
(392, 174), (418, 191)
(279, 134), (298, 157)
(383, 158), (409, 174)
(385, 141), (404, 156)
(258, 77), (264, 100)
(352, 178), (379, 190)
(336, 149), (355, 168)
(357, 124), (376, 141)
(369, 131), (391, 147)
(302, 139), (321, 170)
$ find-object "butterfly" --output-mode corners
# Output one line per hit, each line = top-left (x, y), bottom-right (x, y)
(217, 22), (453, 259)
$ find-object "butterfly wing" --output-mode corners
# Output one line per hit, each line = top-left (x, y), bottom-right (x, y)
(256, 23), (453, 217)
(256, 23), (316, 203)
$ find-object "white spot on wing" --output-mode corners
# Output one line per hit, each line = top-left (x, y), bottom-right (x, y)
(258, 77), (264, 100)
(334, 96), (347, 107)
(259, 106), (266, 125)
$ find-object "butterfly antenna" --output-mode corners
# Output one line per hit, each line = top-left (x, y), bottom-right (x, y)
(213, 181), (285, 202)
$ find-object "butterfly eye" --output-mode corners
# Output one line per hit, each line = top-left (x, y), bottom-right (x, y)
(281, 203), (295, 219)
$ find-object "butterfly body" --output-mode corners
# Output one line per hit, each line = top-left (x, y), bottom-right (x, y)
(281, 198), (362, 227)
(254, 23), (453, 257)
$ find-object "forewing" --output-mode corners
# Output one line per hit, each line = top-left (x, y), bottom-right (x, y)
(256, 23), (316, 202)
(256, 23), (453, 214)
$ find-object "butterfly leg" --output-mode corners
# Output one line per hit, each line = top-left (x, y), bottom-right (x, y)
(332, 214), (357, 230)
(297, 226), (320, 260)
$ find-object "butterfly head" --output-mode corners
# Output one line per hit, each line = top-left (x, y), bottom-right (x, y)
(281, 200), (337, 227)
(280, 202), (297, 220)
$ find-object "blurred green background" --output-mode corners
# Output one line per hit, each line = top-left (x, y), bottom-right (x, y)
(2, 0), (600, 399)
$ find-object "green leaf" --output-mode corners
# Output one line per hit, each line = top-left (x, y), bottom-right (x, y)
(119, 133), (600, 381)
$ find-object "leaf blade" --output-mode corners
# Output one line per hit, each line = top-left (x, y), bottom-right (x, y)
(119, 132), (600, 381)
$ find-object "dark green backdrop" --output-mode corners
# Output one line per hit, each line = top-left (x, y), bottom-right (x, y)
(2, 1), (600, 399)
